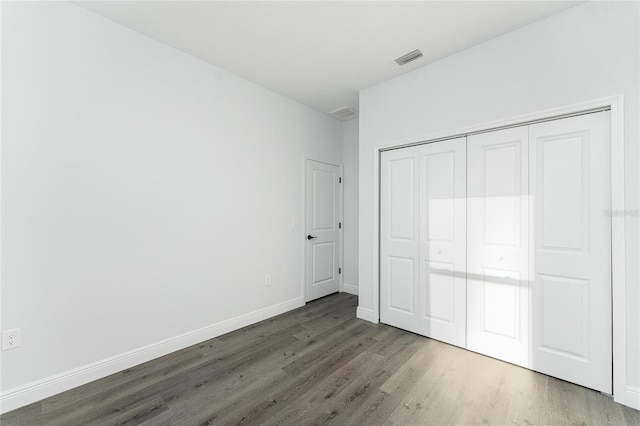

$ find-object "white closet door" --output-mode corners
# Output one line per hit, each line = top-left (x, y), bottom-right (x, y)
(380, 146), (420, 334)
(418, 138), (466, 347)
(529, 112), (611, 393)
(467, 127), (530, 367)
(380, 139), (467, 343)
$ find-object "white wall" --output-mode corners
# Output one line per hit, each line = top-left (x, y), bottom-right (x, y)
(359, 1), (639, 408)
(342, 119), (359, 295)
(0, 1), (342, 410)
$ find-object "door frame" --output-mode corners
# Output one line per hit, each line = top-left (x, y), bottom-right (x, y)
(368, 95), (634, 407)
(302, 158), (344, 302)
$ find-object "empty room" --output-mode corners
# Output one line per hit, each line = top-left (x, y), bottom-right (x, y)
(1, 1), (639, 424)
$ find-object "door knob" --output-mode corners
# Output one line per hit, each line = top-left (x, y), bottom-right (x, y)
(307, 235), (318, 240)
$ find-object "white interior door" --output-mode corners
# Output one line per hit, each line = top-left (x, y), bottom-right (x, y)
(418, 138), (467, 347)
(305, 160), (340, 302)
(380, 139), (466, 345)
(467, 127), (530, 367)
(380, 146), (420, 333)
(529, 112), (612, 393)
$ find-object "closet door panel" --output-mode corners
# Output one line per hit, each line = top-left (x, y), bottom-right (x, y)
(380, 147), (421, 333)
(529, 112), (611, 393)
(467, 127), (530, 367)
(418, 138), (466, 347)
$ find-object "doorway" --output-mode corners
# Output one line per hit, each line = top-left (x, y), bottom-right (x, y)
(305, 159), (341, 302)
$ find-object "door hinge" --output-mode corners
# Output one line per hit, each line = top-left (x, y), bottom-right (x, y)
(339, 267), (342, 274)
(339, 177), (342, 183)
(339, 222), (342, 229)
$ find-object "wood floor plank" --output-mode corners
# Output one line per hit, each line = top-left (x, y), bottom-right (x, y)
(264, 350), (387, 425)
(504, 364), (551, 425)
(321, 330), (426, 425)
(385, 341), (484, 425)
(102, 394), (169, 426)
(153, 318), (364, 424)
(225, 326), (380, 425)
(280, 322), (373, 376)
(2, 293), (638, 426)
(38, 348), (205, 418)
(346, 338), (440, 425)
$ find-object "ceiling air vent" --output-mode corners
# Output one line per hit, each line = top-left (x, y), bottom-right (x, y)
(330, 106), (358, 121)
(395, 49), (424, 66)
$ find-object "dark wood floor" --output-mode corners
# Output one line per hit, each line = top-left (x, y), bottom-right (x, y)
(2, 293), (639, 425)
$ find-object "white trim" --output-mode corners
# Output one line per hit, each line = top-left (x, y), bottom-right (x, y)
(0, 1), (4, 405)
(619, 386), (640, 411)
(356, 306), (377, 323)
(339, 163), (345, 293)
(608, 97), (638, 410)
(371, 145), (381, 327)
(371, 97), (619, 152)
(342, 281), (359, 295)
(0, 297), (304, 414)
(368, 95), (635, 409)
(300, 155), (308, 304)
(626, 386), (640, 403)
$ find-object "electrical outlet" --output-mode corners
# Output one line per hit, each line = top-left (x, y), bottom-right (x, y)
(265, 274), (272, 286)
(2, 329), (21, 351)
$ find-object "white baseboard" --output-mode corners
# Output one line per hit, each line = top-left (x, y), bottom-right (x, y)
(616, 386), (640, 410)
(342, 281), (359, 295)
(0, 297), (304, 414)
(356, 306), (377, 323)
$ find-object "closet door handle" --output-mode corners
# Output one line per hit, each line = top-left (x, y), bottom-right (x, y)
(307, 235), (318, 240)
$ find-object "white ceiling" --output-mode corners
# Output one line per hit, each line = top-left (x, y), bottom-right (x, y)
(76, 1), (582, 119)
